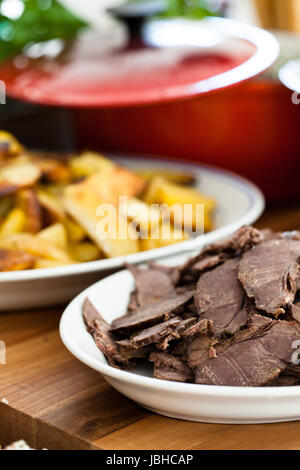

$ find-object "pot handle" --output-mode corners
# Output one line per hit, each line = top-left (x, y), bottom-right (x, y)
(108, 1), (167, 45)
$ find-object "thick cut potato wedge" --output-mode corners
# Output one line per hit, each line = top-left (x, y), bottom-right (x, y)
(63, 183), (140, 257)
(145, 177), (215, 232)
(0, 249), (36, 271)
(70, 242), (101, 262)
(85, 166), (146, 204)
(17, 189), (42, 233)
(119, 197), (161, 237)
(63, 217), (86, 243)
(0, 161), (41, 187)
(38, 223), (68, 250)
(37, 189), (65, 221)
(37, 158), (71, 184)
(0, 233), (73, 263)
(69, 151), (115, 178)
(140, 224), (187, 251)
(0, 208), (26, 238)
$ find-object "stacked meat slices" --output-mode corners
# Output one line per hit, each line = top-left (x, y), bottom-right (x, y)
(83, 226), (300, 387)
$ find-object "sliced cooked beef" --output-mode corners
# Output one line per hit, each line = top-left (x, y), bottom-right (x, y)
(291, 303), (300, 323)
(156, 317), (196, 351)
(178, 226), (263, 285)
(83, 298), (130, 369)
(126, 264), (176, 307)
(183, 319), (214, 338)
(239, 238), (300, 316)
(195, 320), (300, 386)
(266, 374), (300, 387)
(128, 291), (139, 313)
(115, 339), (153, 360)
(147, 261), (180, 285)
(195, 258), (249, 336)
(192, 254), (225, 273)
(149, 351), (193, 383)
(178, 319), (216, 368)
(110, 290), (194, 335)
(131, 317), (181, 348)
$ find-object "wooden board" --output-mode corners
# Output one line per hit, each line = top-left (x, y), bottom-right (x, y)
(1, 204), (300, 450)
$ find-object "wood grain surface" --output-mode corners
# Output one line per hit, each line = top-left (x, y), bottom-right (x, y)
(1, 204), (300, 450)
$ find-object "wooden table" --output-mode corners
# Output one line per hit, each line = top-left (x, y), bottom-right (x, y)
(1, 204), (300, 450)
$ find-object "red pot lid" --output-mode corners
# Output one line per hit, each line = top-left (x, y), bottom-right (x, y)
(0, 17), (279, 108)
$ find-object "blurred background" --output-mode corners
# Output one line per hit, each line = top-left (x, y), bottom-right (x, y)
(0, 0), (300, 202)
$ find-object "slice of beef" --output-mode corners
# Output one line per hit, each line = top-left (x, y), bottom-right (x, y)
(115, 339), (153, 360)
(156, 317), (197, 351)
(195, 320), (300, 386)
(195, 258), (249, 336)
(82, 298), (130, 369)
(127, 291), (139, 313)
(178, 319), (216, 368)
(147, 261), (180, 285)
(266, 374), (300, 387)
(126, 264), (176, 307)
(291, 303), (300, 323)
(131, 317), (181, 348)
(192, 254), (225, 273)
(178, 226), (263, 285)
(110, 290), (194, 335)
(149, 351), (193, 383)
(239, 238), (300, 316)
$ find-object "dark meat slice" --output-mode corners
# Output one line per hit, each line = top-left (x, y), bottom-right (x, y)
(239, 238), (300, 316)
(115, 339), (153, 360)
(110, 290), (194, 335)
(195, 258), (249, 336)
(128, 291), (139, 313)
(131, 317), (181, 348)
(126, 264), (176, 307)
(177, 319), (216, 368)
(83, 298), (130, 369)
(195, 320), (300, 386)
(291, 303), (300, 323)
(178, 226), (263, 284)
(183, 318), (214, 338)
(149, 351), (193, 383)
(184, 336), (218, 368)
(192, 254), (225, 273)
(156, 317), (197, 351)
(147, 261), (180, 285)
(266, 374), (300, 387)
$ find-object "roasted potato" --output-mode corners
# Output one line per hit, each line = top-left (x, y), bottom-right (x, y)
(38, 223), (68, 250)
(63, 181), (140, 257)
(0, 208), (26, 238)
(0, 131), (24, 157)
(69, 151), (115, 178)
(0, 131), (216, 271)
(0, 233), (73, 263)
(17, 189), (42, 233)
(0, 249), (36, 271)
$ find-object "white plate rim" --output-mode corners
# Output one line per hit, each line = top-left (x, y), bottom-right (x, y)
(0, 157), (264, 282)
(60, 268), (300, 400)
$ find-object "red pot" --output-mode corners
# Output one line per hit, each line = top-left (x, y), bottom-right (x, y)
(0, 12), (282, 198)
(74, 78), (300, 202)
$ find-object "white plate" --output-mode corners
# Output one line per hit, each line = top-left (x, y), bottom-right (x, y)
(60, 260), (300, 425)
(0, 156), (264, 310)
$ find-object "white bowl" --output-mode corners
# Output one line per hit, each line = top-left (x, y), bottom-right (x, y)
(0, 156), (264, 310)
(60, 261), (300, 424)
